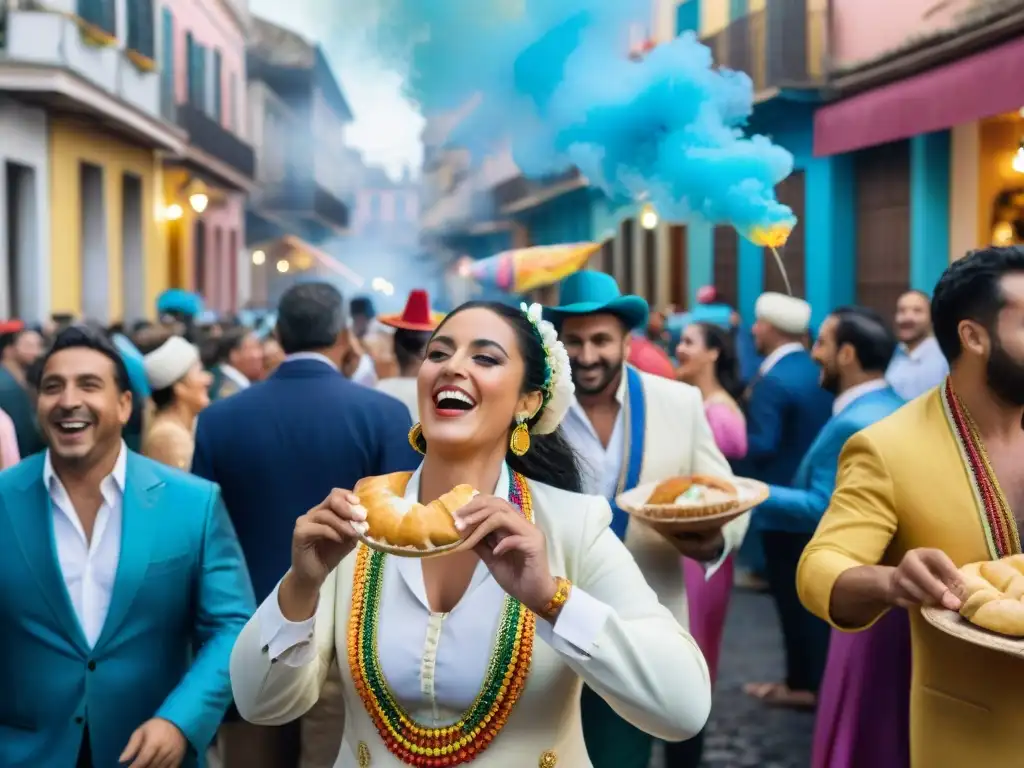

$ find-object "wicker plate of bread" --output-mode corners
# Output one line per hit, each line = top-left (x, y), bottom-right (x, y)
(616, 475), (768, 533)
(351, 473), (478, 558)
(921, 554), (1024, 658)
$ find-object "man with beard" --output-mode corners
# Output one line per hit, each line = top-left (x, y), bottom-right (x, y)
(886, 289), (948, 400)
(545, 271), (746, 768)
(753, 307), (906, 754)
(798, 246), (1024, 767)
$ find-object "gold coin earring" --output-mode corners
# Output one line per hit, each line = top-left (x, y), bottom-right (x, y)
(408, 422), (425, 455)
(509, 414), (531, 457)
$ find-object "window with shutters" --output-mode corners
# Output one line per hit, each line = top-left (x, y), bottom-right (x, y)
(159, 8), (174, 118)
(212, 49), (223, 124)
(126, 0), (155, 59)
(186, 34), (206, 110)
(77, 0), (115, 36)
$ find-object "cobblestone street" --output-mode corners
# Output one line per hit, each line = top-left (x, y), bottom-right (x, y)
(651, 589), (814, 767)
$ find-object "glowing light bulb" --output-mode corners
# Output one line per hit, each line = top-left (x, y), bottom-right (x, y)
(1013, 146), (1024, 174)
(640, 203), (658, 230)
(252, 250), (265, 265)
(165, 204), (183, 220)
(189, 192), (209, 213)
(276, 259), (289, 273)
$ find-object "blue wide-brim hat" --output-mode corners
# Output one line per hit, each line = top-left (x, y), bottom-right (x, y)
(542, 271), (649, 331)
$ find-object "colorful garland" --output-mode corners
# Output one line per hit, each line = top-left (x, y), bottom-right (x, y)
(943, 379), (1021, 558)
(348, 471), (536, 766)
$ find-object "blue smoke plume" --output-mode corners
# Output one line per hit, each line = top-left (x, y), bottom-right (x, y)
(372, 0), (795, 238)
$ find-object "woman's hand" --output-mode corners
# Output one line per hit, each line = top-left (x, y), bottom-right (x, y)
(455, 496), (558, 617)
(290, 489), (366, 589)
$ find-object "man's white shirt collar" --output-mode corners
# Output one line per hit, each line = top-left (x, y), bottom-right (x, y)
(832, 378), (888, 416)
(759, 342), (804, 376)
(44, 440), (128, 504)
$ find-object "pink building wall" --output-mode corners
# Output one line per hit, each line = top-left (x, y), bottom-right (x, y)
(162, 0), (247, 313)
(831, 0), (975, 69)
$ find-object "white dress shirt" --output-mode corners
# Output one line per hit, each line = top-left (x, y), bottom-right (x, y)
(283, 351), (338, 370)
(46, 441), (128, 648)
(351, 354), (378, 387)
(220, 363), (250, 390)
(559, 371), (627, 498)
(257, 462), (612, 724)
(832, 378), (889, 416)
(758, 341), (804, 376)
(375, 376), (419, 422)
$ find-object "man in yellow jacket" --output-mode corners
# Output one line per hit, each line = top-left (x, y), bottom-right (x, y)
(798, 246), (1024, 768)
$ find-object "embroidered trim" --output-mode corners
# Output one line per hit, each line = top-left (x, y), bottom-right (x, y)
(941, 379), (1020, 558)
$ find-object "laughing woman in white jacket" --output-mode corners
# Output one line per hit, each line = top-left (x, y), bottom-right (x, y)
(229, 301), (711, 767)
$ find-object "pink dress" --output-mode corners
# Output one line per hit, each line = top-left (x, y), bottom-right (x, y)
(0, 408), (20, 469)
(682, 399), (747, 683)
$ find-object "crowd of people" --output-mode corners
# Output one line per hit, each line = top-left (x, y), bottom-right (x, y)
(0, 245), (1021, 768)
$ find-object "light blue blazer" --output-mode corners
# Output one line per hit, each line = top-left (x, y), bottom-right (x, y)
(0, 451), (255, 767)
(757, 386), (905, 534)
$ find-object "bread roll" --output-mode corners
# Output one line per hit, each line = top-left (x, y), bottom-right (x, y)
(958, 554), (1024, 636)
(354, 473), (477, 550)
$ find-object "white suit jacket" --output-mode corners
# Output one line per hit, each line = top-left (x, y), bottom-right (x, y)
(622, 370), (750, 626)
(230, 479), (712, 767)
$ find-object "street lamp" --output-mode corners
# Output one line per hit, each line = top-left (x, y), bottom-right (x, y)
(252, 250), (266, 265)
(276, 259), (289, 273)
(189, 191), (209, 213)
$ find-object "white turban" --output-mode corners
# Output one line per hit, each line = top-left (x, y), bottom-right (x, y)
(143, 336), (200, 391)
(755, 292), (811, 335)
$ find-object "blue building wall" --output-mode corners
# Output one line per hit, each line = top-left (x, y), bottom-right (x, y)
(910, 131), (951, 296)
(684, 99), (858, 327)
(517, 187), (595, 245)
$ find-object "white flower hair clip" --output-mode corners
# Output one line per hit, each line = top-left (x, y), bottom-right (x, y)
(520, 302), (574, 435)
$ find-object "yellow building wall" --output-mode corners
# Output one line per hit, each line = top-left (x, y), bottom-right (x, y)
(49, 118), (169, 320)
(162, 166), (195, 290)
(700, 0), (730, 36)
(978, 117), (1024, 247)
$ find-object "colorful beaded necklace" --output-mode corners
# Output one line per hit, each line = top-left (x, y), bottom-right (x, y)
(942, 378), (1021, 558)
(348, 471), (535, 766)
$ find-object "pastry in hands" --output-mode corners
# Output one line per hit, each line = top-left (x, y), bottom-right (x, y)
(644, 475), (739, 518)
(353, 473), (478, 550)
(958, 554), (1024, 637)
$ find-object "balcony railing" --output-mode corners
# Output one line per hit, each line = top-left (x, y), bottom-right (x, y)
(176, 101), (255, 178)
(702, 0), (827, 94)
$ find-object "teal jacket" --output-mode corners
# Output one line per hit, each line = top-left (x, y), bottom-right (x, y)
(0, 451), (256, 767)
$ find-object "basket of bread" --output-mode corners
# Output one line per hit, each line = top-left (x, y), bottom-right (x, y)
(615, 474), (768, 533)
(921, 554), (1024, 658)
(351, 473), (478, 558)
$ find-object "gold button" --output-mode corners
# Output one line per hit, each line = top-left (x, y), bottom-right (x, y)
(539, 750), (557, 767)
(357, 741), (371, 766)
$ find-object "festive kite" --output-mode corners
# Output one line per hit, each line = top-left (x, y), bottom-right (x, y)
(469, 241), (603, 293)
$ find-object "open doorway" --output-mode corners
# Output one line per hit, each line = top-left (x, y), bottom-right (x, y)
(4, 161), (38, 319)
(121, 173), (144, 322)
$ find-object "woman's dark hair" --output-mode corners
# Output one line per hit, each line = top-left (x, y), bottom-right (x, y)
(693, 322), (743, 401)
(413, 301), (583, 493)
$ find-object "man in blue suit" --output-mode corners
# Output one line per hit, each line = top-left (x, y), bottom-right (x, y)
(192, 281), (419, 768)
(735, 293), (833, 589)
(0, 326), (254, 767)
(746, 306), (903, 709)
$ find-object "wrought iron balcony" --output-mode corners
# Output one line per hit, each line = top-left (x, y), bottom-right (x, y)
(702, 0), (827, 96)
(175, 101), (255, 180)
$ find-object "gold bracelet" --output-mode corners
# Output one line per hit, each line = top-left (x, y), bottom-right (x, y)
(540, 577), (572, 622)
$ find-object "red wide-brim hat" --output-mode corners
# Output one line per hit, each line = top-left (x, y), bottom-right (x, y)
(378, 289), (445, 332)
